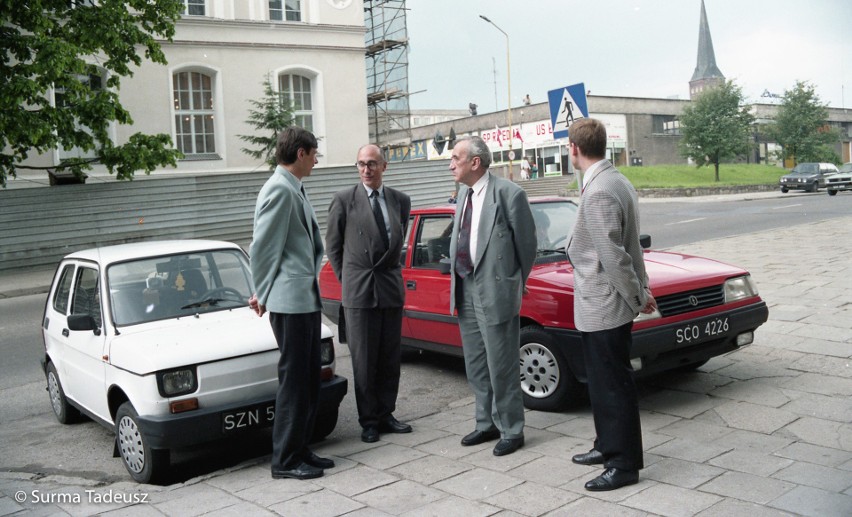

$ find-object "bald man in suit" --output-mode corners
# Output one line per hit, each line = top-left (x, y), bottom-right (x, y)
(326, 144), (412, 444)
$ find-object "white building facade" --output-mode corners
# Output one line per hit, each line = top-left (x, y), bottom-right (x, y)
(15, 0), (369, 185)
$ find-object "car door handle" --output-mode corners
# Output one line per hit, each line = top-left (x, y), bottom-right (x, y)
(62, 328), (69, 337)
(406, 280), (416, 290)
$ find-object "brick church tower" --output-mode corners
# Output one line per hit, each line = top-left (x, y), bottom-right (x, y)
(689, 0), (725, 99)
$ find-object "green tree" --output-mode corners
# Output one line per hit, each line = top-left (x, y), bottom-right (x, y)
(239, 78), (295, 170)
(0, 0), (184, 188)
(770, 80), (839, 165)
(678, 80), (755, 182)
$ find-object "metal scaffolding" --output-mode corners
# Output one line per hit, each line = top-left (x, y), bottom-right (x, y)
(364, 0), (412, 156)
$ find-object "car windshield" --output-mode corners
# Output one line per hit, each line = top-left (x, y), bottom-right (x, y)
(531, 200), (578, 255)
(839, 163), (852, 174)
(791, 163), (818, 174)
(107, 249), (252, 326)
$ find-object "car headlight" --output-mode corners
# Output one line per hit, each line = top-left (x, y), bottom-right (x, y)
(157, 367), (198, 397)
(320, 338), (335, 365)
(724, 275), (758, 303)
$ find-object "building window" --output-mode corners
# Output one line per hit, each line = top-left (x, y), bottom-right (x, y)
(173, 71), (216, 156)
(269, 0), (301, 21)
(181, 0), (205, 16)
(652, 115), (680, 135)
(279, 74), (313, 131)
(56, 71), (105, 160)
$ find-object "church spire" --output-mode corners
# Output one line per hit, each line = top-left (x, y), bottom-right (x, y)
(689, 0), (725, 99)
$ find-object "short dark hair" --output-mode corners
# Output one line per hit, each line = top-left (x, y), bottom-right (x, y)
(569, 118), (607, 159)
(276, 126), (318, 165)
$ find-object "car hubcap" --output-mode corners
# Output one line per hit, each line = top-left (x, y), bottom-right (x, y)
(117, 416), (145, 473)
(520, 342), (559, 398)
(48, 372), (62, 416)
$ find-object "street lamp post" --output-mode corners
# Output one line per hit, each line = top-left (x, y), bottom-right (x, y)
(479, 14), (513, 180)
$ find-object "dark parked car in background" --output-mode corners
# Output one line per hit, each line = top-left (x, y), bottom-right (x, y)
(779, 162), (839, 193)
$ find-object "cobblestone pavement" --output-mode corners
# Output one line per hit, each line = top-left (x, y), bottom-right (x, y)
(1, 215), (851, 516)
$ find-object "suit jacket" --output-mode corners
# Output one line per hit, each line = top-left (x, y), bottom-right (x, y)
(250, 165), (324, 314)
(449, 173), (537, 324)
(326, 184), (411, 309)
(567, 161), (648, 332)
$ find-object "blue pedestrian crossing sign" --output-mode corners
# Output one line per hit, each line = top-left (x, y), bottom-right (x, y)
(548, 83), (588, 139)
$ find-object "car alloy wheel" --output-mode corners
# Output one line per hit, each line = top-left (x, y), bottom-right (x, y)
(46, 362), (81, 424)
(518, 326), (583, 411)
(115, 402), (168, 484)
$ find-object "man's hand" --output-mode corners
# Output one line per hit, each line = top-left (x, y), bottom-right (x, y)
(640, 290), (657, 314)
(248, 294), (266, 317)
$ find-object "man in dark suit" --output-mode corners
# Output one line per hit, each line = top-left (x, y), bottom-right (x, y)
(249, 127), (334, 480)
(448, 136), (536, 457)
(326, 144), (412, 443)
(566, 118), (657, 491)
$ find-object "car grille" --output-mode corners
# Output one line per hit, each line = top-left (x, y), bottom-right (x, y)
(656, 285), (725, 317)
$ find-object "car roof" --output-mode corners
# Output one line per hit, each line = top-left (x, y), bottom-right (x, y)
(414, 196), (572, 215)
(65, 240), (243, 265)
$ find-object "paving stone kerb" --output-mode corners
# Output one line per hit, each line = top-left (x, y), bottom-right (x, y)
(1, 215), (850, 516)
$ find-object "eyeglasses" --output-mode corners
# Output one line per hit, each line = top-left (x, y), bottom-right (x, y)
(356, 160), (381, 170)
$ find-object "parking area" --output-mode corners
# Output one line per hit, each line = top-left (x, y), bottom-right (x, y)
(1, 215), (851, 516)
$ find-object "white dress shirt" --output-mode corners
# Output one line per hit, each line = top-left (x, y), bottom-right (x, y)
(467, 172), (490, 262)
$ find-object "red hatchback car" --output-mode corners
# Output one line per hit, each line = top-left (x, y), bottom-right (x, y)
(320, 197), (768, 412)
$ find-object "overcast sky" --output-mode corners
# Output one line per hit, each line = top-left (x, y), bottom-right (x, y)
(405, 0), (851, 113)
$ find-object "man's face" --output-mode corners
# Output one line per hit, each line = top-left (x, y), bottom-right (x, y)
(296, 147), (319, 177)
(569, 142), (579, 171)
(356, 145), (386, 190)
(450, 141), (478, 186)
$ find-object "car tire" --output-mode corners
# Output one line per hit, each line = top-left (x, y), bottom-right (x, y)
(115, 402), (168, 484)
(519, 326), (585, 412)
(810, 181), (819, 192)
(828, 189), (837, 196)
(46, 362), (82, 424)
(780, 187), (788, 193)
(311, 409), (338, 442)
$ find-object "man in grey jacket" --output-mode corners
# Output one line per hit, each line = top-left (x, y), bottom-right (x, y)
(249, 127), (333, 480)
(449, 136), (536, 457)
(566, 118), (657, 491)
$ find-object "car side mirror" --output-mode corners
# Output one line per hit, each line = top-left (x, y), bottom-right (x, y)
(67, 314), (96, 332)
(639, 234), (651, 249)
(438, 259), (452, 275)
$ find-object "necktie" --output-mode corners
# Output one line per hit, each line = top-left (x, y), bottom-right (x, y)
(455, 190), (474, 278)
(371, 190), (389, 250)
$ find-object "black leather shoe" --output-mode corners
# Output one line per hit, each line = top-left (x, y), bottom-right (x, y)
(271, 462), (323, 480)
(460, 428), (500, 446)
(378, 415), (412, 434)
(493, 436), (524, 456)
(584, 468), (639, 491)
(361, 426), (380, 443)
(303, 451), (334, 469)
(572, 449), (605, 465)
